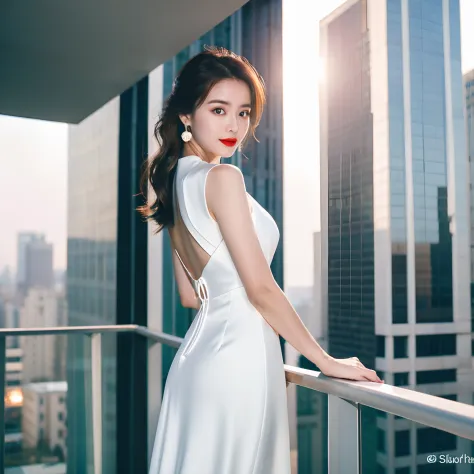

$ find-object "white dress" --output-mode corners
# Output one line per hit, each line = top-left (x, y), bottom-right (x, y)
(148, 154), (291, 474)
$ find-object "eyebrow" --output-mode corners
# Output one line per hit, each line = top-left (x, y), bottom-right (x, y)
(207, 99), (251, 108)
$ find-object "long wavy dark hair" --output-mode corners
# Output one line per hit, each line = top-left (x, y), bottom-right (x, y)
(137, 46), (266, 233)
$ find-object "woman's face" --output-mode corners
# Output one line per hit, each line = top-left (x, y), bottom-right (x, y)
(181, 78), (252, 162)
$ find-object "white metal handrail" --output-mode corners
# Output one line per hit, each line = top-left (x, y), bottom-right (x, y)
(0, 325), (472, 474)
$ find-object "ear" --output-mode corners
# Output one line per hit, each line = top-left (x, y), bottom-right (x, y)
(178, 114), (191, 126)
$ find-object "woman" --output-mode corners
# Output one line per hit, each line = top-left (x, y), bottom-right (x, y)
(139, 46), (383, 474)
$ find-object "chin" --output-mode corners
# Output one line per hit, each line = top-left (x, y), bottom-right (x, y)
(220, 150), (235, 158)
(217, 145), (236, 158)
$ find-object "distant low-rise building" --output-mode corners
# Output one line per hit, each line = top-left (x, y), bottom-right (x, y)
(20, 288), (67, 383)
(22, 381), (68, 461)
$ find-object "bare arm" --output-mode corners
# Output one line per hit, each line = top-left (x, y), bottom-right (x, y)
(207, 164), (382, 383)
(206, 165), (329, 367)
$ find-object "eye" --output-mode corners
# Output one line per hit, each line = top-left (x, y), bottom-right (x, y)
(212, 108), (225, 115)
(240, 110), (251, 118)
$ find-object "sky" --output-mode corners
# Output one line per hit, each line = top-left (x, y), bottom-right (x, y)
(0, 117), (68, 272)
(0, 0), (473, 287)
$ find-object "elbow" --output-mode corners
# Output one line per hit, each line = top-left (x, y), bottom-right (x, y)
(248, 282), (279, 310)
(180, 297), (196, 309)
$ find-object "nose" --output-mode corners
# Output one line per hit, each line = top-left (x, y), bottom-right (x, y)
(227, 115), (238, 134)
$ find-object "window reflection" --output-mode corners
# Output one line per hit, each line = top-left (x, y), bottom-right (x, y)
(409, 1), (453, 323)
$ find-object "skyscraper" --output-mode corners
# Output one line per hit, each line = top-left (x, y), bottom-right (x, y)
(464, 69), (474, 328)
(67, 77), (151, 469)
(320, 0), (472, 472)
(16, 232), (46, 294)
(24, 239), (54, 291)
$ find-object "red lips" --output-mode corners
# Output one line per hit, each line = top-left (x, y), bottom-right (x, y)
(219, 138), (237, 147)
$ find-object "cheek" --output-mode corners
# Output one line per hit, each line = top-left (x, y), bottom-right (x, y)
(191, 116), (209, 139)
(240, 119), (251, 138)
(194, 112), (218, 135)
(192, 115), (221, 145)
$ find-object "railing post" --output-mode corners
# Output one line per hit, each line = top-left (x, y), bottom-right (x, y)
(91, 333), (102, 474)
(0, 336), (5, 472)
(328, 395), (361, 474)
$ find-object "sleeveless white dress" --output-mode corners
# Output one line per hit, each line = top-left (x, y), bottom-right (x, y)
(148, 155), (291, 474)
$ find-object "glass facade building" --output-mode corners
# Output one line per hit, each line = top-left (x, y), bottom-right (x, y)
(67, 100), (120, 473)
(67, 79), (149, 472)
(464, 69), (474, 329)
(320, 0), (472, 473)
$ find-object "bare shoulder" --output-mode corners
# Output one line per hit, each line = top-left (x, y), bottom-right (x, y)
(206, 164), (248, 219)
(207, 163), (243, 182)
(206, 163), (245, 194)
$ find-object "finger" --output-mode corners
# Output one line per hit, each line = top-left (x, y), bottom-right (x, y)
(348, 368), (369, 382)
(365, 369), (382, 382)
(357, 373), (374, 382)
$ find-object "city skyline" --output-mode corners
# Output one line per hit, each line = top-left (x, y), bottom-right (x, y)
(0, 0), (473, 287)
(0, 1), (472, 471)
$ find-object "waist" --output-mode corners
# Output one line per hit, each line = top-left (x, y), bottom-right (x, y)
(196, 283), (246, 303)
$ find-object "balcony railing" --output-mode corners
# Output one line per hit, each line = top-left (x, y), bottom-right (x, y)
(0, 325), (473, 474)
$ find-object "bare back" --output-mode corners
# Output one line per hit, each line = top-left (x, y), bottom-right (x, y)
(168, 163), (253, 283)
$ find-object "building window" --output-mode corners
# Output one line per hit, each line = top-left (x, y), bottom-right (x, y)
(417, 427), (457, 454)
(39, 397), (44, 405)
(417, 464), (456, 474)
(58, 412), (63, 421)
(7, 371), (22, 377)
(377, 428), (386, 453)
(58, 429), (63, 439)
(394, 336), (408, 358)
(377, 463), (386, 474)
(59, 396), (64, 404)
(394, 372), (409, 386)
(395, 468), (410, 474)
(416, 334), (456, 357)
(439, 394), (457, 401)
(39, 413), (44, 422)
(395, 430), (410, 457)
(376, 336), (385, 357)
(416, 369), (456, 385)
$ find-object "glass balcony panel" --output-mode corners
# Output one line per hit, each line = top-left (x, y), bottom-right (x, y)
(366, 403), (474, 474)
(3, 334), (93, 472)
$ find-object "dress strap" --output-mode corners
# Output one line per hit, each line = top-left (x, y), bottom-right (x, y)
(174, 248), (196, 283)
(172, 172), (198, 283)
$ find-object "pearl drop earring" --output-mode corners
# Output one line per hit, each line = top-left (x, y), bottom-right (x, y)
(181, 125), (192, 142)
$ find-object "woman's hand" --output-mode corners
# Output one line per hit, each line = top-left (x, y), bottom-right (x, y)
(319, 356), (384, 383)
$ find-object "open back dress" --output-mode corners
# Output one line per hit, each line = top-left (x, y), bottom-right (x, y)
(148, 154), (291, 474)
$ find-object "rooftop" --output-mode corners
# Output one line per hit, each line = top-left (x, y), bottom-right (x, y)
(23, 381), (67, 394)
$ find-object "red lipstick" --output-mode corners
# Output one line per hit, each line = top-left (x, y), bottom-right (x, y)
(219, 138), (237, 147)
